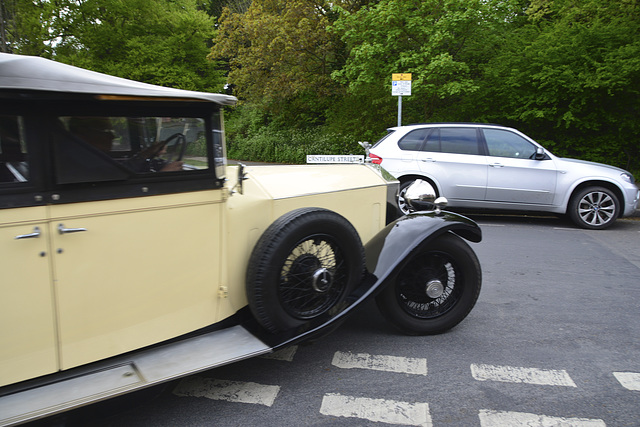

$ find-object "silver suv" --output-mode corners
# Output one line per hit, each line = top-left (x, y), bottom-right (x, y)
(369, 123), (639, 229)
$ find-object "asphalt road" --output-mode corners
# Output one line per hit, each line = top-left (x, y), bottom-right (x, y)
(40, 214), (640, 427)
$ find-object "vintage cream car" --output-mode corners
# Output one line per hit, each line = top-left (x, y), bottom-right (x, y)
(0, 53), (482, 425)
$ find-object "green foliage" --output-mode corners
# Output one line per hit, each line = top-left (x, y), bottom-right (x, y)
(226, 117), (362, 164)
(468, 0), (640, 175)
(3, 0), (639, 177)
(5, 0), (225, 92)
(1, 0), (58, 55)
(329, 0), (521, 131)
(210, 0), (347, 118)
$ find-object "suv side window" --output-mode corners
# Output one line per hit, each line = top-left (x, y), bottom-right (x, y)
(398, 128), (430, 151)
(438, 128), (480, 155)
(483, 128), (537, 159)
(0, 115), (29, 184)
(54, 115), (208, 184)
(423, 128), (440, 152)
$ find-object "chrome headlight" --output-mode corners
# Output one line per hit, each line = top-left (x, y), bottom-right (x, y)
(621, 173), (635, 184)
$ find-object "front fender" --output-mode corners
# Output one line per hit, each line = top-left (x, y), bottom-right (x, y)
(365, 211), (481, 285)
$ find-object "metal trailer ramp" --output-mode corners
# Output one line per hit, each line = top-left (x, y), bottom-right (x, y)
(0, 325), (271, 426)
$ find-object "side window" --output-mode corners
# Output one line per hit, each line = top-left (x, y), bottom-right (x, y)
(0, 115), (29, 184)
(484, 129), (537, 159)
(398, 128), (429, 151)
(54, 115), (208, 184)
(440, 128), (480, 155)
(423, 128), (440, 152)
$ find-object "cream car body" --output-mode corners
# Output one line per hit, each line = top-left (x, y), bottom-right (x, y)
(0, 54), (482, 426)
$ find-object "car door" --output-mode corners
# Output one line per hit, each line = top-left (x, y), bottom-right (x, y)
(417, 127), (488, 201)
(0, 114), (57, 387)
(482, 128), (557, 204)
(48, 112), (225, 370)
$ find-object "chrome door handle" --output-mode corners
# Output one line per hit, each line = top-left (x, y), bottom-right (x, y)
(58, 224), (87, 234)
(15, 226), (41, 240)
(489, 163), (504, 168)
(420, 158), (436, 162)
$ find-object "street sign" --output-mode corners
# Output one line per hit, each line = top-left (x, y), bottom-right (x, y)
(392, 73), (412, 81)
(392, 73), (412, 126)
(306, 155), (364, 164)
(392, 73), (412, 96)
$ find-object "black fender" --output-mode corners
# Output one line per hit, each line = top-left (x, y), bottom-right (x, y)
(245, 210), (481, 349)
(364, 210), (482, 288)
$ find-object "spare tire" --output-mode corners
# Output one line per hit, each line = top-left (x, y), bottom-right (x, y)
(246, 208), (365, 333)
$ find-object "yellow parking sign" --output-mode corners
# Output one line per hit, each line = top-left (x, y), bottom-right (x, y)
(392, 73), (412, 96)
(392, 73), (412, 81)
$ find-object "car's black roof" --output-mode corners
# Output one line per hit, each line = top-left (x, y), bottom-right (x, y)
(0, 53), (237, 106)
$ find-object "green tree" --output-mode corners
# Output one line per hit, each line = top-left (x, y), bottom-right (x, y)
(473, 0), (640, 173)
(211, 0), (354, 126)
(4, 0), (224, 92)
(330, 0), (521, 137)
(1, 0), (59, 55)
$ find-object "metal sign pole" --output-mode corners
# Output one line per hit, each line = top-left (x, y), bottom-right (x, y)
(392, 73), (411, 128)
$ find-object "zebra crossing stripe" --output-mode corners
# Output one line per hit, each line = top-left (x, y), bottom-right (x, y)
(332, 351), (427, 375)
(173, 376), (280, 406)
(320, 393), (432, 427)
(613, 372), (640, 391)
(471, 364), (576, 387)
(478, 409), (606, 426)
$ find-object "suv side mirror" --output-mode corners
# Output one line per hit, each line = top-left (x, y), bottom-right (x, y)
(534, 147), (546, 160)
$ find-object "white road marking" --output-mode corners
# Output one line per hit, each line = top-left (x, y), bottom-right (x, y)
(332, 351), (427, 375)
(261, 345), (298, 361)
(471, 364), (576, 387)
(173, 376), (279, 406)
(320, 393), (432, 427)
(478, 409), (606, 426)
(613, 372), (640, 391)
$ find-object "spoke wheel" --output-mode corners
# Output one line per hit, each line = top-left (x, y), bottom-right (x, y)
(396, 251), (461, 319)
(247, 208), (364, 333)
(376, 233), (481, 335)
(279, 235), (348, 319)
(569, 186), (619, 230)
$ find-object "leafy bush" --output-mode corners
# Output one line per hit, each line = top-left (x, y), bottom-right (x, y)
(226, 126), (364, 164)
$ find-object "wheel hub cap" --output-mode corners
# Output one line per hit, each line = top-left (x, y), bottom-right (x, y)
(425, 279), (444, 298)
(312, 268), (333, 293)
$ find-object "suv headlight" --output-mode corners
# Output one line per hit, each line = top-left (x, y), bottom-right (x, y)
(621, 173), (635, 184)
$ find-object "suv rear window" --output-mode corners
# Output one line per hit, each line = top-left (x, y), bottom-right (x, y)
(401, 127), (480, 155)
(397, 129), (430, 151)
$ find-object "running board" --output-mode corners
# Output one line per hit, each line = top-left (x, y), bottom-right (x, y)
(0, 325), (271, 426)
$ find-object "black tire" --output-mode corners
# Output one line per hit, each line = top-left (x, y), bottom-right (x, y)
(568, 186), (620, 230)
(246, 208), (365, 333)
(375, 233), (481, 335)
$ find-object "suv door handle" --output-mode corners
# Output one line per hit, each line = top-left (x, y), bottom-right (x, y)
(420, 158), (435, 162)
(15, 226), (41, 240)
(58, 224), (88, 234)
(489, 163), (504, 168)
